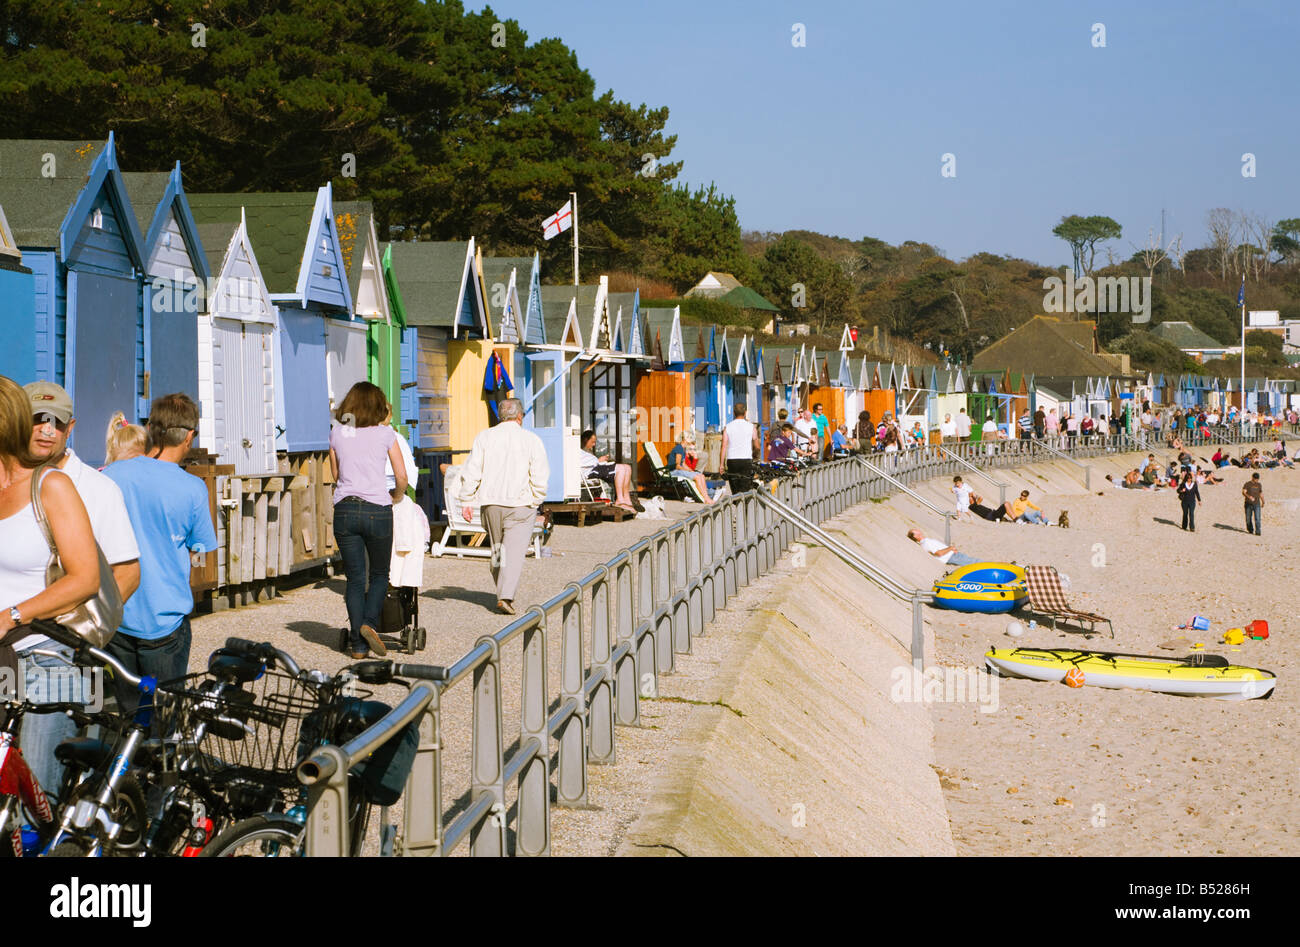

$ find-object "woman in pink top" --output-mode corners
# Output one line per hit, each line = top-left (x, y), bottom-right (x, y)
(329, 383), (408, 658)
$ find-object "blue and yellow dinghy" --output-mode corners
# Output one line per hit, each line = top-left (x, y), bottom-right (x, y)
(931, 563), (1028, 614)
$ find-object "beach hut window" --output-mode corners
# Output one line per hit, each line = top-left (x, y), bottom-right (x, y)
(90, 208), (104, 229)
(533, 359), (556, 428)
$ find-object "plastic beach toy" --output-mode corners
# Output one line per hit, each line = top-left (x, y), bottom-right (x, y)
(1247, 620), (1269, 640)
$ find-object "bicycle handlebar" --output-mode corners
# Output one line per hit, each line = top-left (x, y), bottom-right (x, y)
(29, 619), (142, 687)
(350, 659), (448, 685)
(223, 637), (302, 677)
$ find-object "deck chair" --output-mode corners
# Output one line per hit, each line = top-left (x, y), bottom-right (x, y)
(1023, 564), (1114, 637)
(430, 464), (544, 560)
(642, 441), (706, 502)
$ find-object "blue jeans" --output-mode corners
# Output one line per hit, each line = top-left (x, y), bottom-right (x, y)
(1019, 509), (1047, 524)
(1245, 502), (1261, 536)
(947, 551), (980, 566)
(334, 498), (394, 652)
(106, 618), (194, 714)
(17, 643), (89, 799)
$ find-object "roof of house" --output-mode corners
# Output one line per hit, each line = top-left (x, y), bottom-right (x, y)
(970, 315), (1124, 377)
(0, 139), (108, 247)
(1150, 321), (1228, 350)
(380, 240), (475, 327)
(684, 270), (743, 298)
(189, 192), (320, 295)
(717, 285), (780, 312)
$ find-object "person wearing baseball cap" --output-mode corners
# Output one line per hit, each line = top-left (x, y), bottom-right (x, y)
(20, 381), (140, 793)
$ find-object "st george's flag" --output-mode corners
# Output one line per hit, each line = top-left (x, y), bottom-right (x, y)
(542, 200), (573, 240)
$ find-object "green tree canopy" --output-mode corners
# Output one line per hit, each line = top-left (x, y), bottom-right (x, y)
(1052, 214), (1122, 278)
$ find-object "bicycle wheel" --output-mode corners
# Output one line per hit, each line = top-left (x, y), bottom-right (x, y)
(48, 838), (94, 857)
(200, 814), (303, 857)
(61, 774), (148, 855)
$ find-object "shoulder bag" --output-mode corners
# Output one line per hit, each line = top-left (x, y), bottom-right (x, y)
(31, 464), (123, 648)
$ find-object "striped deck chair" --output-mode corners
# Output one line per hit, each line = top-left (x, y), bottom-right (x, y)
(1023, 564), (1114, 637)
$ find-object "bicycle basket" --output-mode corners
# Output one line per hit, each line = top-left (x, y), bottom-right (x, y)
(155, 671), (338, 792)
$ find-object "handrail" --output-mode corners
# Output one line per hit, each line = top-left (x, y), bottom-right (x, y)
(856, 456), (954, 543)
(297, 430), (1287, 857)
(934, 444), (1007, 505)
(1033, 439), (1092, 489)
(757, 491), (931, 669)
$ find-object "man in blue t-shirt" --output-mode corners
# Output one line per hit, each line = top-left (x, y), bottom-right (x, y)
(104, 393), (217, 710)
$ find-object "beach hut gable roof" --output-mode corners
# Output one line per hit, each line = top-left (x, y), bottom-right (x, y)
(334, 200), (388, 323)
(523, 253), (545, 345)
(292, 183), (353, 313)
(383, 239), (488, 335)
(199, 210), (276, 324)
(479, 255), (530, 343)
(643, 307), (684, 363)
(838, 324), (854, 352)
(716, 328), (734, 373)
(0, 203), (18, 260)
(36, 135), (147, 271)
(380, 243), (406, 330)
(123, 163), (211, 287)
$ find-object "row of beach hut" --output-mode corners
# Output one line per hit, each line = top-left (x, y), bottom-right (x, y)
(1, 135), (1294, 602)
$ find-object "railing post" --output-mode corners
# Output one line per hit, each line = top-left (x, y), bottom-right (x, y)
(400, 688), (442, 856)
(469, 636), (506, 857)
(589, 566), (616, 763)
(613, 557), (638, 727)
(634, 543), (658, 702)
(700, 509), (716, 625)
(653, 531), (674, 674)
(556, 588), (589, 808)
(516, 608), (551, 855)
(303, 745), (349, 857)
(672, 527), (692, 654)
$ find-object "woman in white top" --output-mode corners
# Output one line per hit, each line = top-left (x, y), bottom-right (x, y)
(0, 375), (100, 796)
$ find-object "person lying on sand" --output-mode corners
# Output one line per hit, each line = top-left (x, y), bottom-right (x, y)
(968, 493), (1012, 522)
(907, 528), (985, 566)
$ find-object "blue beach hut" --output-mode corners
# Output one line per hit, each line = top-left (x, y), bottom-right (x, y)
(0, 135), (147, 464)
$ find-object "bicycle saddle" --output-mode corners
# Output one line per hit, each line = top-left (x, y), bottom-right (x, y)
(54, 737), (113, 770)
(206, 649), (265, 685)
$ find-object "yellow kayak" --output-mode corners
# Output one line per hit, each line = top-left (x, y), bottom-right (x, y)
(985, 647), (1276, 701)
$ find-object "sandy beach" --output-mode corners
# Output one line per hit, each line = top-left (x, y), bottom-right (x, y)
(926, 457), (1299, 856)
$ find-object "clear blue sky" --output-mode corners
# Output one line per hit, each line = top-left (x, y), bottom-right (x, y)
(475, 0), (1297, 269)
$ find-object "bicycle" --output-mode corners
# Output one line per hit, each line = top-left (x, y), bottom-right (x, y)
(200, 650), (446, 857)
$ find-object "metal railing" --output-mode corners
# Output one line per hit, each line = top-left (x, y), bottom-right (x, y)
(298, 427), (1283, 856)
(856, 456), (954, 544)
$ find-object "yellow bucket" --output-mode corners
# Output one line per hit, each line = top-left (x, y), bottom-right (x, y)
(1223, 629), (1245, 645)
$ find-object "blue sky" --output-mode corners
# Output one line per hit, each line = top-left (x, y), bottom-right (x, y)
(475, 0), (1297, 269)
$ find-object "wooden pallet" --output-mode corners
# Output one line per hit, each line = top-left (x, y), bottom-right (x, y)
(541, 501), (634, 527)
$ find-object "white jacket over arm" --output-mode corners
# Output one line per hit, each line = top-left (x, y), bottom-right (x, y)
(457, 422), (550, 508)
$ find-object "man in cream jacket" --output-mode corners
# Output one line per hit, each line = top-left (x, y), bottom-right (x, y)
(457, 398), (549, 614)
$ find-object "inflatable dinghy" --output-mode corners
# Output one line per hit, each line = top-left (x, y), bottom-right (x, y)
(931, 563), (1028, 614)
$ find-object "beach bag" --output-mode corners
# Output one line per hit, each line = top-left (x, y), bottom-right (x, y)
(31, 464), (122, 649)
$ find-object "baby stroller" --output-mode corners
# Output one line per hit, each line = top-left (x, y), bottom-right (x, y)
(338, 495), (430, 656)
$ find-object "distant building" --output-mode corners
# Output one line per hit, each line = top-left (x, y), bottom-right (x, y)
(1149, 321), (1238, 363)
(970, 315), (1132, 378)
(1247, 310), (1285, 339)
(684, 270), (743, 299)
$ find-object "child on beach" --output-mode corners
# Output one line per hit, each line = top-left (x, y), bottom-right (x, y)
(952, 475), (974, 520)
(104, 410), (147, 465)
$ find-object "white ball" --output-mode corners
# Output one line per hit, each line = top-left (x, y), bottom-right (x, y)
(1006, 620), (1025, 638)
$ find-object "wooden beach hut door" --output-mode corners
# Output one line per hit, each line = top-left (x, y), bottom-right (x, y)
(69, 271), (138, 466)
(524, 350), (567, 502)
(211, 317), (277, 475)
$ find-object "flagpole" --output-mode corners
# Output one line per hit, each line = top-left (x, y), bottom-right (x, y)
(1240, 277), (1245, 423)
(571, 191), (579, 287)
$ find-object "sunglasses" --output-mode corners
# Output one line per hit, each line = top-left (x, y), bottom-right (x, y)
(32, 414), (70, 433)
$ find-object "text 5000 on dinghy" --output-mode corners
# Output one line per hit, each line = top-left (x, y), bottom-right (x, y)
(984, 648), (1276, 700)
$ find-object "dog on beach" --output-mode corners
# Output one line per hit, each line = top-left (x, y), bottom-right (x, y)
(1057, 510), (1070, 529)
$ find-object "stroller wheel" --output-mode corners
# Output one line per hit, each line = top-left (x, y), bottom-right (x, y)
(401, 626), (416, 656)
(416, 627), (427, 651)
(337, 628), (350, 654)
